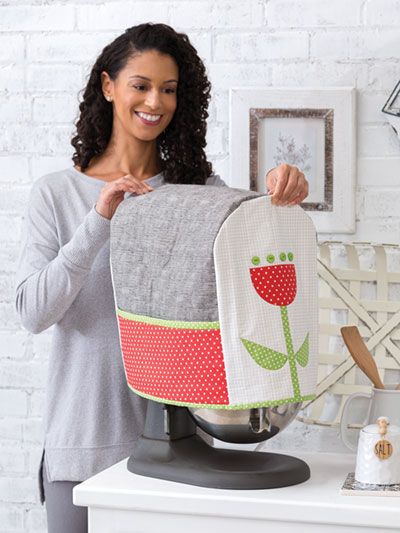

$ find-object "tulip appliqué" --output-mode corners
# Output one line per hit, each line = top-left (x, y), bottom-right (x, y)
(240, 252), (309, 401)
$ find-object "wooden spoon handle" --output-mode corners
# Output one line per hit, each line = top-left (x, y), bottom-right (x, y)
(340, 326), (385, 390)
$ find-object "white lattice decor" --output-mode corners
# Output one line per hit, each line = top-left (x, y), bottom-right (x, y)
(297, 241), (400, 428)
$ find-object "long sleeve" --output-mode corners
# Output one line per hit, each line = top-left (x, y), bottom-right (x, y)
(206, 173), (227, 187)
(15, 181), (110, 334)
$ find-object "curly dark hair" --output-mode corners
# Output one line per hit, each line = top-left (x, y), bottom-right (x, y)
(71, 23), (214, 184)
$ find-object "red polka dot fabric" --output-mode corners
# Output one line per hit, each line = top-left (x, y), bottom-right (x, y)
(118, 316), (229, 405)
(250, 264), (297, 307)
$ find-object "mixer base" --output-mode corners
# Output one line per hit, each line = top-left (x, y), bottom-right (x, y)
(127, 401), (310, 489)
(127, 433), (310, 489)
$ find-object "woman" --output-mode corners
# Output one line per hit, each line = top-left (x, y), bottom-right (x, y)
(15, 23), (309, 533)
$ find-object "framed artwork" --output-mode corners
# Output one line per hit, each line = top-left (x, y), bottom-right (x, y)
(229, 87), (356, 233)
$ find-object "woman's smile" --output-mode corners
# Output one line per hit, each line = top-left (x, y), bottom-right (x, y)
(134, 111), (163, 126)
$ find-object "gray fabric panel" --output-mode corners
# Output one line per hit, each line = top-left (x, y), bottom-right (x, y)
(110, 184), (261, 321)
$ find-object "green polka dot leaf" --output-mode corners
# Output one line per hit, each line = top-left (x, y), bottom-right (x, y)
(295, 333), (309, 368)
(240, 338), (288, 370)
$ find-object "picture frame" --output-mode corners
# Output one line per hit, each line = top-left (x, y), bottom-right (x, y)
(229, 87), (356, 234)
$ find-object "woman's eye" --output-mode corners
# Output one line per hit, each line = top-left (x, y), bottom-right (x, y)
(132, 85), (176, 94)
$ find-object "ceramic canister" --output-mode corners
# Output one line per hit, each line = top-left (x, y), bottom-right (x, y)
(355, 417), (400, 485)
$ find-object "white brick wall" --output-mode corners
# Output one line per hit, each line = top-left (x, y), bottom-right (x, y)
(1, 1), (400, 530)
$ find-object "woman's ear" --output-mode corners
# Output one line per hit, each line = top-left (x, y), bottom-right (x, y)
(101, 71), (113, 101)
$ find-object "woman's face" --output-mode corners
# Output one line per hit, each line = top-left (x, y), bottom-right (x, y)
(102, 50), (179, 141)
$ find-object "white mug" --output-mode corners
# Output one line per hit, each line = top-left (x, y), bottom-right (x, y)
(340, 384), (400, 450)
(355, 417), (400, 485)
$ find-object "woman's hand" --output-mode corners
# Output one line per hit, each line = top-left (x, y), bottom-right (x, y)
(266, 163), (309, 206)
(95, 174), (154, 220)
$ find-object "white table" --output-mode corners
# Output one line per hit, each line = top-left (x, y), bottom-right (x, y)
(73, 450), (400, 532)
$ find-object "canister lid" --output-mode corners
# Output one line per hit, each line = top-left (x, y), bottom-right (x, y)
(362, 416), (400, 436)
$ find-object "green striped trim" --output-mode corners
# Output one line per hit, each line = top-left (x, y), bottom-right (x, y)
(127, 383), (315, 410)
(117, 308), (220, 330)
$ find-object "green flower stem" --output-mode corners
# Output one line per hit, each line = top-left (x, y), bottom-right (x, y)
(280, 305), (301, 400)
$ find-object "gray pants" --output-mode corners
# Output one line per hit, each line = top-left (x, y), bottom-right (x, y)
(42, 455), (88, 533)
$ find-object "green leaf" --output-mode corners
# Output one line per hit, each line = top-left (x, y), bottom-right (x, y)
(295, 333), (309, 368)
(240, 338), (288, 370)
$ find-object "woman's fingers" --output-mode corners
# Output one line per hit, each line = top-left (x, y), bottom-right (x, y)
(96, 173), (154, 220)
(268, 164), (309, 205)
(104, 175), (153, 197)
(270, 165), (289, 204)
(287, 184), (309, 206)
(281, 168), (300, 203)
(286, 177), (308, 204)
(120, 174), (154, 194)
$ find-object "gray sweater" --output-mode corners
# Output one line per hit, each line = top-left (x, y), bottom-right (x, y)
(14, 166), (226, 495)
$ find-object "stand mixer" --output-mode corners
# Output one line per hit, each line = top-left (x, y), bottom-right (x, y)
(110, 183), (318, 490)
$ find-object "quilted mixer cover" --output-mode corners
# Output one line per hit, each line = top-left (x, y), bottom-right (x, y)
(110, 184), (318, 409)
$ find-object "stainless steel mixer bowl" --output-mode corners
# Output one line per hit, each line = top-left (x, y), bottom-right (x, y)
(189, 402), (302, 444)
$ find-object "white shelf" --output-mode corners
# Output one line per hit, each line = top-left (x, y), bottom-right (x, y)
(73, 450), (400, 532)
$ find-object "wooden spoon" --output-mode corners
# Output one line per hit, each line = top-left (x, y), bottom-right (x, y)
(340, 326), (385, 389)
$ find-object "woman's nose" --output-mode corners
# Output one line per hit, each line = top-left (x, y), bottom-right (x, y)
(144, 90), (162, 110)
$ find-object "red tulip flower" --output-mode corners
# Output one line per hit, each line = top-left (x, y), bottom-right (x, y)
(241, 252), (309, 402)
(250, 263), (297, 306)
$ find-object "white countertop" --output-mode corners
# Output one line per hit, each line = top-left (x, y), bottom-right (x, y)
(73, 449), (400, 531)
